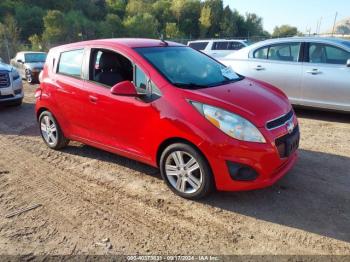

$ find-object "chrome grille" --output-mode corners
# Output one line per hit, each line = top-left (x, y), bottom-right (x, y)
(0, 71), (10, 88)
(266, 110), (294, 130)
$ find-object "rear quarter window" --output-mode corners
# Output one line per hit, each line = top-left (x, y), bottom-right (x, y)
(57, 49), (84, 77)
(188, 42), (209, 50)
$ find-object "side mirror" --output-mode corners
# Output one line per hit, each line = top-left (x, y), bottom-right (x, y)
(110, 81), (138, 96)
(347, 59), (350, 67)
(17, 59), (23, 63)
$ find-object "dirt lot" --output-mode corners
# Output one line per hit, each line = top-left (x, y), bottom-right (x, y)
(0, 82), (349, 256)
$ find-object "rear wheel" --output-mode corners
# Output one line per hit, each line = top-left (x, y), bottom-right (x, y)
(25, 69), (33, 84)
(160, 143), (214, 199)
(39, 111), (69, 149)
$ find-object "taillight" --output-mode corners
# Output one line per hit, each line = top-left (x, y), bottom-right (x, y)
(38, 71), (43, 83)
(35, 88), (42, 99)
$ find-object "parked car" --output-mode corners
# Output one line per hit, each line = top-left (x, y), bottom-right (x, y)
(36, 38), (299, 199)
(0, 60), (23, 106)
(10, 51), (47, 84)
(188, 39), (248, 59)
(220, 37), (350, 112)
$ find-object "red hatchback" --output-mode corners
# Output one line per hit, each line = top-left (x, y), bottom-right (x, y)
(35, 38), (299, 199)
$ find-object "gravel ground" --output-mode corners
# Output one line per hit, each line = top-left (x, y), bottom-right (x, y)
(0, 82), (349, 256)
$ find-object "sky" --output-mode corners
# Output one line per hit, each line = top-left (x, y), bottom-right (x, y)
(223, 0), (350, 34)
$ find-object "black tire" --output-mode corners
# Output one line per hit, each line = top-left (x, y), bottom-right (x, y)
(8, 99), (22, 107)
(160, 143), (214, 199)
(39, 111), (69, 150)
(25, 69), (33, 84)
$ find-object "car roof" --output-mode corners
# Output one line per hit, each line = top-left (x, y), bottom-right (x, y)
(249, 37), (350, 48)
(51, 38), (184, 51)
(188, 39), (246, 43)
(17, 51), (47, 54)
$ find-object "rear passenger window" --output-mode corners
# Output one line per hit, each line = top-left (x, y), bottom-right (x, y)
(188, 42), (209, 50)
(228, 42), (245, 50)
(58, 49), (84, 77)
(309, 43), (350, 64)
(212, 42), (229, 50)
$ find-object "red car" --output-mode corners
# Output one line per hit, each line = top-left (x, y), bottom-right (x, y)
(35, 38), (299, 199)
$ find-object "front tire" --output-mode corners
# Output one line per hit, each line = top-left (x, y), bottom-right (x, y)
(39, 111), (69, 150)
(160, 143), (214, 199)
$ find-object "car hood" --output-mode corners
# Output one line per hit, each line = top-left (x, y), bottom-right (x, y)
(0, 63), (13, 72)
(25, 62), (45, 69)
(185, 78), (291, 127)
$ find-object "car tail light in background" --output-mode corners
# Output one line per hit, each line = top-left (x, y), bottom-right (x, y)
(38, 71), (43, 83)
(34, 88), (42, 99)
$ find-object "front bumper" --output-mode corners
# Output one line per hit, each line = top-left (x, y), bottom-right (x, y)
(198, 120), (299, 191)
(0, 78), (24, 105)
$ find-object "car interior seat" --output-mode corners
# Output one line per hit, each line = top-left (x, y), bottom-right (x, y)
(95, 52), (124, 87)
(310, 46), (326, 63)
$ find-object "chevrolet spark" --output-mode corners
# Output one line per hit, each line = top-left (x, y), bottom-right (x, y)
(35, 38), (299, 199)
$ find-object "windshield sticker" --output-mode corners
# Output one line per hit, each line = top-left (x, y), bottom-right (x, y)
(221, 66), (238, 80)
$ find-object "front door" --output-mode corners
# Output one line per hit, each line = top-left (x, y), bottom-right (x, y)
(83, 48), (161, 159)
(248, 42), (303, 104)
(301, 42), (350, 111)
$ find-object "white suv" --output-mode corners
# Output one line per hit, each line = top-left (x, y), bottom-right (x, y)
(0, 60), (23, 106)
(188, 39), (248, 59)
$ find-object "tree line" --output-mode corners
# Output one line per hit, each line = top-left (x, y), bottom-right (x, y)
(0, 0), (301, 60)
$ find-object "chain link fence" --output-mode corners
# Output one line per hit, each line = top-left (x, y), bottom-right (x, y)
(1, 34), (349, 64)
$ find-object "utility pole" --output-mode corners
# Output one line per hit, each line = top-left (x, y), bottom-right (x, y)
(332, 12), (338, 36)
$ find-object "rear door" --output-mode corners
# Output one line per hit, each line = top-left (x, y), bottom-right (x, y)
(301, 42), (350, 111)
(247, 42), (303, 103)
(53, 48), (93, 138)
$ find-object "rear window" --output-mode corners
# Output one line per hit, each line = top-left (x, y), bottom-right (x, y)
(57, 49), (84, 77)
(188, 42), (209, 50)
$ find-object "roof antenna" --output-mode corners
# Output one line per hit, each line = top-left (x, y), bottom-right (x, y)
(160, 34), (168, 46)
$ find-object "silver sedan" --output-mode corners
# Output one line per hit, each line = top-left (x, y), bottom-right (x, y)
(220, 37), (350, 112)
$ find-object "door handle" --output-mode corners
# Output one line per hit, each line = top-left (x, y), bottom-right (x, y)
(89, 95), (98, 103)
(306, 69), (322, 75)
(254, 65), (265, 71)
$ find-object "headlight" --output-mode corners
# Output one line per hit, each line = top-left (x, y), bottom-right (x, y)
(190, 101), (266, 143)
(11, 69), (20, 81)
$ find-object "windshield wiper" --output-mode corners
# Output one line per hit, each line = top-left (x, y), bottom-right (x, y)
(207, 77), (243, 87)
(172, 82), (208, 89)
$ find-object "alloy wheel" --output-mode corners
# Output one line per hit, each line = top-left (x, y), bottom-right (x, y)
(165, 151), (203, 194)
(40, 115), (57, 146)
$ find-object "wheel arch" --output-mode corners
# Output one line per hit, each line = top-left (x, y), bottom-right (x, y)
(156, 137), (217, 191)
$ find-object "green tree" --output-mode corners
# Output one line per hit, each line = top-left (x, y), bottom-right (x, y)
(244, 13), (264, 37)
(106, 0), (127, 17)
(165, 22), (182, 38)
(220, 6), (238, 37)
(203, 0), (223, 37)
(29, 34), (44, 51)
(15, 5), (45, 41)
(42, 10), (67, 43)
(0, 15), (21, 59)
(152, 0), (172, 34)
(272, 24), (299, 37)
(99, 14), (124, 38)
(126, 0), (153, 16)
(199, 5), (211, 38)
(123, 13), (159, 38)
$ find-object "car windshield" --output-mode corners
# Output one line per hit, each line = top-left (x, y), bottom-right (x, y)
(24, 53), (47, 63)
(135, 46), (241, 88)
(342, 41), (350, 49)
